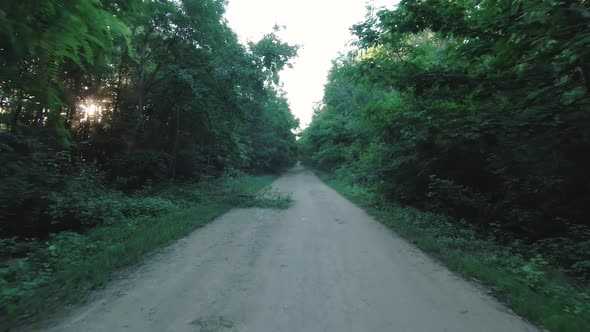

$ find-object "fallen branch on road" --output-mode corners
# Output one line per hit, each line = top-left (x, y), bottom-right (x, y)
(207, 186), (278, 206)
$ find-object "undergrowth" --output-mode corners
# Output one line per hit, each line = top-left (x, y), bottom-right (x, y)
(319, 172), (590, 332)
(0, 174), (284, 331)
(235, 190), (292, 209)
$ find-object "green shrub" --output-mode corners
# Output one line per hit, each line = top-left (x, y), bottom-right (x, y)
(107, 151), (171, 189)
(122, 197), (177, 218)
(321, 173), (590, 331)
(47, 178), (125, 229)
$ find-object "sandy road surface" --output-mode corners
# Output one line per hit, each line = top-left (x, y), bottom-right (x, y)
(44, 167), (538, 332)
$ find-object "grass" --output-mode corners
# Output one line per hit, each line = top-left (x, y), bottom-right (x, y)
(318, 172), (590, 332)
(236, 189), (293, 209)
(0, 174), (283, 331)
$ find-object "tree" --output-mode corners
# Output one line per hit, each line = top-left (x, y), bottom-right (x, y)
(0, 0), (299, 237)
(301, 0), (590, 277)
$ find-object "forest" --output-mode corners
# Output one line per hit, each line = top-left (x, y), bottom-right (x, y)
(2, 0), (590, 330)
(0, 0), (298, 327)
(300, 0), (590, 319)
(300, 1), (590, 328)
(0, 0), (299, 237)
(301, 0), (590, 280)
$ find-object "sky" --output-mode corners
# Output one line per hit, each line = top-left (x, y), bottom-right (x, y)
(225, 0), (397, 129)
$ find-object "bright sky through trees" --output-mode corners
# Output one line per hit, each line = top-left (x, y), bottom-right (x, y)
(225, 0), (397, 128)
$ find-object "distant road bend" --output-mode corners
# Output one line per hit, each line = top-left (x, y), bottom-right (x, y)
(45, 166), (538, 332)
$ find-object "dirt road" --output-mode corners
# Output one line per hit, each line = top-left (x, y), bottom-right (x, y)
(45, 167), (538, 332)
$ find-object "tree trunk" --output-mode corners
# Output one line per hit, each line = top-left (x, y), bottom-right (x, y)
(65, 105), (76, 129)
(581, 56), (590, 96)
(170, 108), (180, 180)
(138, 42), (146, 125)
(113, 56), (126, 115)
(137, 30), (152, 129)
(11, 90), (24, 133)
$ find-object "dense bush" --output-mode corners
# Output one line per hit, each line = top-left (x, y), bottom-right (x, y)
(107, 151), (172, 189)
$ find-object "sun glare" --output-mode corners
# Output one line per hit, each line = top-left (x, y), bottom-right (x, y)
(80, 102), (101, 121)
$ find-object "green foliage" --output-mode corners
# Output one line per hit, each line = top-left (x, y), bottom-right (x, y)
(322, 173), (590, 332)
(108, 151), (172, 188)
(124, 197), (176, 218)
(47, 188), (125, 228)
(0, 0), (129, 108)
(0, 0), (299, 238)
(249, 26), (299, 85)
(0, 174), (277, 330)
(301, 3), (590, 329)
(0, 2), (299, 327)
(300, 0), (590, 281)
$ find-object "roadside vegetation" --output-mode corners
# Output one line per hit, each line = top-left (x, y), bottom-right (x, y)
(300, 1), (590, 331)
(0, 0), (298, 329)
(0, 175), (289, 330)
(321, 173), (589, 332)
